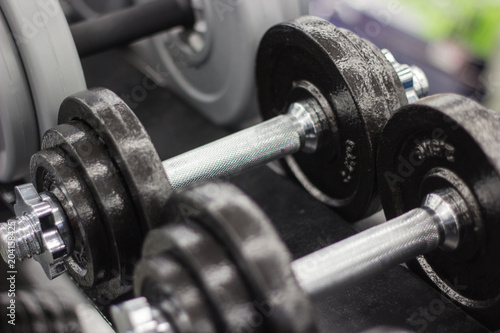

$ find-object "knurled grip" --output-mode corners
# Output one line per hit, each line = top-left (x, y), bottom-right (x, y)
(163, 115), (302, 189)
(292, 208), (442, 299)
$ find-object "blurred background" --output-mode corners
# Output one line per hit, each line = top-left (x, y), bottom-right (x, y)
(61, 0), (500, 110)
(310, 0), (500, 110)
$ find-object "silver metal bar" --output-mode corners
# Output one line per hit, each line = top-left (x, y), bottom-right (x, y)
(163, 114), (303, 189)
(291, 207), (442, 299)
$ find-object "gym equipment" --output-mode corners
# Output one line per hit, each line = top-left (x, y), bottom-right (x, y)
(113, 182), (317, 333)
(0, 0), (295, 182)
(0, 17), (427, 305)
(377, 93), (500, 328)
(113, 94), (500, 331)
(0, 88), (174, 306)
(128, 16), (428, 221)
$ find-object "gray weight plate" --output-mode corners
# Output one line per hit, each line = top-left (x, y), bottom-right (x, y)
(378, 94), (500, 329)
(58, 88), (173, 231)
(1, 0), (86, 140)
(165, 182), (317, 332)
(0, 9), (39, 182)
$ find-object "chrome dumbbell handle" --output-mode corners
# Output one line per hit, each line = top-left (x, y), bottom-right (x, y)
(292, 187), (465, 299)
(162, 49), (429, 189)
(163, 101), (322, 189)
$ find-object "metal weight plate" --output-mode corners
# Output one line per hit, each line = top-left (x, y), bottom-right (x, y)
(1, 0), (87, 140)
(137, 222), (257, 333)
(165, 182), (317, 332)
(257, 16), (407, 221)
(41, 121), (143, 302)
(30, 148), (118, 302)
(58, 88), (173, 231)
(0, 10), (39, 182)
(340, 28), (405, 117)
(135, 253), (218, 333)
(377, 94), (500, 329)
(132, 0), (303, 126)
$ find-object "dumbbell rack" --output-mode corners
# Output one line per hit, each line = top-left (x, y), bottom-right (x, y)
(1, 49), (489, 333)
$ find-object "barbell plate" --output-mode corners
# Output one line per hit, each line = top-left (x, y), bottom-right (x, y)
(0, 10), (39, 182)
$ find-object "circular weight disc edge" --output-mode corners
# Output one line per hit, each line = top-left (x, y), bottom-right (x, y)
(1, 0), (87, 139)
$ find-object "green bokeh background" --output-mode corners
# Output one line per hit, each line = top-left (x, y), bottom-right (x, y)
(401, 0), (500, 59)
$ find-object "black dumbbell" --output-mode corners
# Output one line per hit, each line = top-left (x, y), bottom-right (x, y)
(0, 17), (427, 306)
(112, 94), (500, 331)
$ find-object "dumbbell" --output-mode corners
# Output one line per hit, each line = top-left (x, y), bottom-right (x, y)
(0, 17), (426, 306)
(111, 94), (500, 332)
(0, 0), (298, 182)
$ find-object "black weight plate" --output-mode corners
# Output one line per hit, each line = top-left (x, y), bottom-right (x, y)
(41, 121), (143, 301)
(138, 222), (258, 333)
(135, 253), (218, 333)
(58, 87), (173, 231)
(340, 28), (405, 126)
(30, 148), (118, 301)
(256, 16), (407, 221)
(377, 94), (500, 329)
(166, 182), (317, 332)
